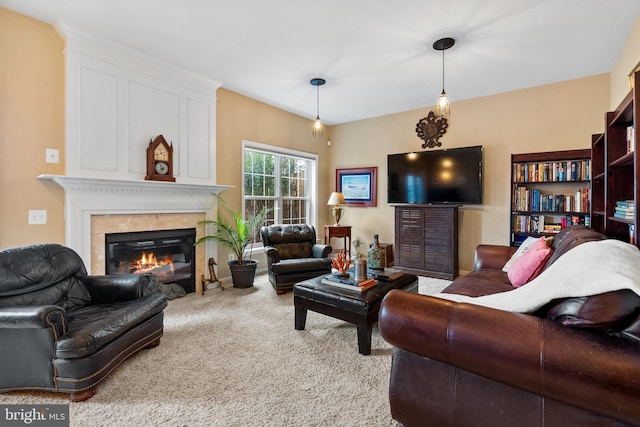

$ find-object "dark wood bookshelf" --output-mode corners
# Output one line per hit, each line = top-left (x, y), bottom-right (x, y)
(510, 149), (591, 247)
(590, 70), (639, 246)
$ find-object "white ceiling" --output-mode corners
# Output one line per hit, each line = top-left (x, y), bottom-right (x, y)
(2, 0), (640, 125)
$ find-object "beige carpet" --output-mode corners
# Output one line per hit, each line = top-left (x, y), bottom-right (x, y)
(2, 274), (449, 427)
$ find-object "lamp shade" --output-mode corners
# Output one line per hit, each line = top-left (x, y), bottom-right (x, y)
(327, 192), (346, 205)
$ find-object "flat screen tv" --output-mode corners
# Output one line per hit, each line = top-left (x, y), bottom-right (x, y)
(387, 146), (483, 205)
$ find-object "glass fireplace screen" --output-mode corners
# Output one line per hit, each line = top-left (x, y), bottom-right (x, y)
(105, 228), (196, 293)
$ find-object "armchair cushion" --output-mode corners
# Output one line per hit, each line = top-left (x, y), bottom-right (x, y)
(57, 293), (166, 358)
(270, 258), (334, 275)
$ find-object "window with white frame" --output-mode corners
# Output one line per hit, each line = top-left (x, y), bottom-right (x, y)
(243, 141), (318, 244)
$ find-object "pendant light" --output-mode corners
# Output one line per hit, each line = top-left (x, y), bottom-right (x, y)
(433, 38), (455, 117)
(310, 78), (326, 137)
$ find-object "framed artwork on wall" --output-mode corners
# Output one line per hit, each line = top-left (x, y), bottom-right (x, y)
(336, 167), (377, 207)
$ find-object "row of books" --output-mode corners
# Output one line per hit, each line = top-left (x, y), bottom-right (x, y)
(513, 160), (590, 183)
(320, 268), (405, 293)
(513, 214), (591, 234)
(614, 200), (635, 220)
(512, 187), (590, 213)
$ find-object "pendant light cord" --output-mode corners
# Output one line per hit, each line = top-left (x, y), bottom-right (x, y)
(316, 84), (320, 119)
(441, 49), (445, 92)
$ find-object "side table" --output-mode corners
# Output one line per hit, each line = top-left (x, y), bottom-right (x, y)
(324, 225), (351, 258)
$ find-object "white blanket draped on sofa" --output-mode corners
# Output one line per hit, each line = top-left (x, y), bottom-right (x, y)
(435, 239), (640, 313)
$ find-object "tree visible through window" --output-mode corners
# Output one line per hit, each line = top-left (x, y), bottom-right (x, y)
(243, 144), (316, 244)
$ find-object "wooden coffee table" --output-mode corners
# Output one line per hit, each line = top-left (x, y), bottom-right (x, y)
(293, 273), (418, 355)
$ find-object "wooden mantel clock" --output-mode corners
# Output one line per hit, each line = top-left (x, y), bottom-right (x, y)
(145, 135), (175, 182)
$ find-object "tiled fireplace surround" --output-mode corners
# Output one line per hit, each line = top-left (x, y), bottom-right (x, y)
(41, 175), (229, 294)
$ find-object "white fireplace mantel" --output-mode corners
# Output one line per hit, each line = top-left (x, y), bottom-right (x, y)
(39, 174), (231, 272)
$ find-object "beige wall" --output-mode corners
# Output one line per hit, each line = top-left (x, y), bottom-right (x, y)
(611, 13), (640, 109)
(329, 74), (609, 271)
(0, 8), (65, 247)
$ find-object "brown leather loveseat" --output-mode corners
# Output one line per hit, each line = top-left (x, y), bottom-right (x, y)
(379, 226), (640, 426)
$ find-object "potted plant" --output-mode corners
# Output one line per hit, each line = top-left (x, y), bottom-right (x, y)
(195, 195), (269, 288)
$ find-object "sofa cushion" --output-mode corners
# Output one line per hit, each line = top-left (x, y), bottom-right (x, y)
(270, 258), (332, 275)
(507, 237), (552, 287)
(537, 289), (640, 331)
(56, 293), (167, 359)
(442, 270), (513, 297)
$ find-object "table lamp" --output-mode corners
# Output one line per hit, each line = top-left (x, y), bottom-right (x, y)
(327, 192), (346, 225)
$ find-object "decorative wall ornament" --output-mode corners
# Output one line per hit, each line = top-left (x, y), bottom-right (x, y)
(416, 111), (448, 149)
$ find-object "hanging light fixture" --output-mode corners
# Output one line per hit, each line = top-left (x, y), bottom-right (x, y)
(310, 78), (326, 137)
(433, 37), (455, 117)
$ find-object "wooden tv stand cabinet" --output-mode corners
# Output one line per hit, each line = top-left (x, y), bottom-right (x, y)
(394, 205), (458, 280)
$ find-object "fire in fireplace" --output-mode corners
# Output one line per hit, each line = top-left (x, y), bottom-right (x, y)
(105, 228), (196, 293)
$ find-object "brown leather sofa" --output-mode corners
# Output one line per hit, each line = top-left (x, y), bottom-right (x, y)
(0, 244), (167, 401)
(261, 224), (332, 294)
(379, 226), (640, 426)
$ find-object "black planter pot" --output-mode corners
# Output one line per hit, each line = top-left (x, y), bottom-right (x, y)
(228, 259), (258, 288)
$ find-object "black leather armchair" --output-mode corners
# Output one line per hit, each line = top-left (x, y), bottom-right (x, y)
(261, 224), (332, 294)
(0, 243), (167, 401)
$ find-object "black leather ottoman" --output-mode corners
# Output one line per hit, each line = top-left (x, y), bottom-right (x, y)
(293, 273), (418, 355)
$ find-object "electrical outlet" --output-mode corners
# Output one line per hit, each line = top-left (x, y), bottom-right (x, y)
(228, 254), (235, 262)
(45, 148), (59, 164)
(28, 210), (47, 225)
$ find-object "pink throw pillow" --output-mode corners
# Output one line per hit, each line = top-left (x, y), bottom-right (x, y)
(507, 237), (551, 287)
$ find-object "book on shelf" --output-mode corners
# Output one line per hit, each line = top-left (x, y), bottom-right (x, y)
(543, 223), (562, 234)
(615, 206), (635, 214)
(616, 200), (635, 209)
(320, 275), (378, 292)
(367, 267), (404, 281)
(614, 212), (634, 220)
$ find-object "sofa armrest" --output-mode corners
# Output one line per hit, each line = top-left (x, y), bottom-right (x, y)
(80, 273), (158, 303)
(473, 244), (515, 271)
(0, 305), (67, 339)
(0, 305), (66, 333)
(379, 290), (640, 424)
(264, 245), (281, 263)
(312, 244), (332, 258)
(0, 306), (67, 390)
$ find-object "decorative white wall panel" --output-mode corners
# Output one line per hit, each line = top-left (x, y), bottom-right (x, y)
(78, 67), (118, 171)
(187, 98), (212, 179)
(63, 26), (220, 185)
